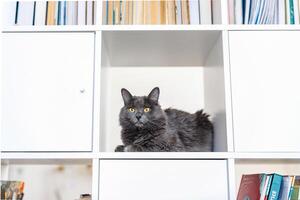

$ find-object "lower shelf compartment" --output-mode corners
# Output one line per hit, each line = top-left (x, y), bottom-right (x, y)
(235, 159), (300, 192)
(1, 161), (92, 200)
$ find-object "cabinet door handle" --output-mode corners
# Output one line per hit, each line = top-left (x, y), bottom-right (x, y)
(80, 89), (85, 93)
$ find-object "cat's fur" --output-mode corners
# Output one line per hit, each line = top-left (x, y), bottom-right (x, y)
(115, 87), (213, 152)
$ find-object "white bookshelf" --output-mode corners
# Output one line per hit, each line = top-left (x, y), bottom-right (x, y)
(1, 1), (300, 200)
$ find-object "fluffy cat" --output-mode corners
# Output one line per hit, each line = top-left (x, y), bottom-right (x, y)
(115, 87), (213, 152)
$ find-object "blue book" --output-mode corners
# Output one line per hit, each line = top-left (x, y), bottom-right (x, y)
(268, 174), (283, 200)
(289, 0), (295, 24)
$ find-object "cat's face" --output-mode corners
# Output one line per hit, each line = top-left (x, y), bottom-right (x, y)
(119, 87), (166, 129)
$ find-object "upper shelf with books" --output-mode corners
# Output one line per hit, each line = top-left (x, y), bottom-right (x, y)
(229, 0), (300, 25)
(102, 0), (222, 25)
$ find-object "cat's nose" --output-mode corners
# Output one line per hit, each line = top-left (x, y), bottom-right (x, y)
(136, 113), (142, 120)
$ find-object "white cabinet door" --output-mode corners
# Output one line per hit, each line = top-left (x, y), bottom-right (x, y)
(99, 160), (228, 200)
(1, 33), (94, 151)
(229, 31), (300, 152)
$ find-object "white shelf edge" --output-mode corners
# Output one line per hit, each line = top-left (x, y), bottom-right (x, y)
(2, 152), (300, 160)
(3, 25), (300, 32)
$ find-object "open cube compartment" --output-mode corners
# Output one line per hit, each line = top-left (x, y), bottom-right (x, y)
(100, 30), (227, 152)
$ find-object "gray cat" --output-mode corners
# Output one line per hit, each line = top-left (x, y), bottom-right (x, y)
(115, 87), (213, 152)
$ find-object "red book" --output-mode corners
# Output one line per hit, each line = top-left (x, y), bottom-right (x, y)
(237, 174), (262, 200)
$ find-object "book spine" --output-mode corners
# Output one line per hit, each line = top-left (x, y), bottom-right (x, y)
(33, 1), (36, 25)
(189, 0), (199, 24)
(293, 0), (300, 24)
(78, 1), (86, 25)
(235, 0), (243, 24)
(268, 174), (283, 200)
(265, 175), (274, 200)
(290, 0), (295, 24)
(175, 0), (182, 24)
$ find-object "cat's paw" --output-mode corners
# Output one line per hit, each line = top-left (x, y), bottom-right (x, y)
(124, 144), (143, 152)
(115, 145), (125, 152)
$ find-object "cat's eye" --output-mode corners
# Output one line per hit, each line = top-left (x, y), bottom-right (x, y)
(128, 108), (135, 112)
(144, 107), (151, 112)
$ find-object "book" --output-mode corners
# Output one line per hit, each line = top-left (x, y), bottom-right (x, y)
(86, 1), (94, 25)
(78, 1), (86, 25)
(17, 1), (35, 25)
(46, 1), (57, 25)
(120, 0), (126, 24)
(133, 1), (144, 24)
(181, 0), (190, 24)
(160, 1), (166, 24)
(1, 181), (25, 200)
(278, 176), (294, 200)
(66, 1), (77, 25)
(278, 0), (286, 24)
(2, 1), (18, 26)
(199, 0), (212, 24)
(260, 175), (271, 200)
(113, 0), (121, 24)
(175, 0), (182, 24)
(166, 0), (176, 24)
(228, 0), (235, 24)
(107, 1), (113, 25)
(267, 173), (283, 200)
(291, 177), (300, 200)
(189, 0), (199, 24)
(237, 174), (264, 200)
(294, 0), (300, 24)
(34, 1), (47, 26)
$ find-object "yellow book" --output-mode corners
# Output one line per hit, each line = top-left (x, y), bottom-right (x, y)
(133, 1), (144, 24)
(166, 0), (176, 24)
(46, 1), (56, 25)
(181, 0), (190, 24)
(107, 1), (113, 25)
(160, 1), (166, 24)
(150, 1), (160, 24)
(128, 1), (133, 24)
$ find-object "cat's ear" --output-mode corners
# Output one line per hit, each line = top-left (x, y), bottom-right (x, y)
(148, 87), (160, 103)
(121, 88), (133, 105)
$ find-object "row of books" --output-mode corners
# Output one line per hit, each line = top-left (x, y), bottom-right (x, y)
(102, 0), (216, 25)
(4, 1), (96, 26)
(229, 0), (300, 24)
(0, 181), (25, 200)
(237, 173), (300, 200)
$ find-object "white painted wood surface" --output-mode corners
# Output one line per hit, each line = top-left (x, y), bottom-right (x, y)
(229, 31), (300, 152)
(99, 160), (229, 200)
(1, 33), (94, 151)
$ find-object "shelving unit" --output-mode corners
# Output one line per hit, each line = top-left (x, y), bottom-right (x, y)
(1, 1), (300, 200)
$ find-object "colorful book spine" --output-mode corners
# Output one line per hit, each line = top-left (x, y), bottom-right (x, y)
(268, 174), (283, 200)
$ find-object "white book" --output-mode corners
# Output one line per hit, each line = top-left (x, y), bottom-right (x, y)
(120, 0), (126, 24)
(286, 0), (291, 24)
(175, 0), (182, 24)
(34, 1), (46, 25)
(54, 1), (59, 25)
(249, 0), (257, 24)
(234, 0), (243, 24)
(278, 0), (286, 24)
(78, 1), (86, 25)
(199, 0), (212, 24)
(211, 0), (221, 24)
(228, 0), (235, 24)
(243, 0), (251, 24)
(66, 1), (77, 25)
(256, 0), (267, 24)
(294, 0), (300, 24)
(189, 0), (199, 24)
(86, 1), (93, 25)
(17, 1), (34, 25)
(93, 1), (97, 25)
(2, 1), (18, 26)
